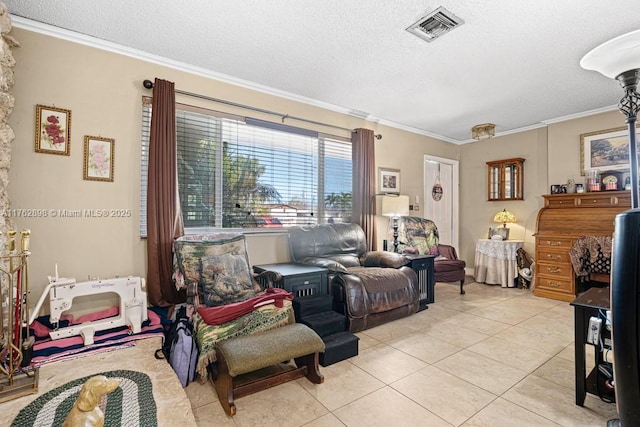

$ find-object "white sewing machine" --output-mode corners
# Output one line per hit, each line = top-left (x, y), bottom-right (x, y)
(30, 272), (147, 346)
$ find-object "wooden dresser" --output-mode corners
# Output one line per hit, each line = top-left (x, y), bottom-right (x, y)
(534, 191), (631, 301)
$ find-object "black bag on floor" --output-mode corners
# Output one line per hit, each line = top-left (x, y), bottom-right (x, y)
(155, 306), (198, 387)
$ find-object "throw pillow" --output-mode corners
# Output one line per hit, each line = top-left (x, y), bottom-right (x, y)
(199, 253), (261, 307)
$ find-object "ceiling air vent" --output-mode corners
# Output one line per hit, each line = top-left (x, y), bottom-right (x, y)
(406, 6), (464, 43)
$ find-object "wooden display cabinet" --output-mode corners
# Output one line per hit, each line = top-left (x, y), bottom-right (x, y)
(486, 158), (525, 201)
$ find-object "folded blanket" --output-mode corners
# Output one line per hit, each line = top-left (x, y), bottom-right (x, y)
(193, 300), (294, 379)
(197, 288), (292, 325)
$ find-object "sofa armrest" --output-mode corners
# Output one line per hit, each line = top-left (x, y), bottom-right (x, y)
(297, 256), (348, 273)
(361, 251), (410, 268)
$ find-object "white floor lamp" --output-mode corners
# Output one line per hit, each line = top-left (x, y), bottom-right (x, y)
(581, 29), (640, 427)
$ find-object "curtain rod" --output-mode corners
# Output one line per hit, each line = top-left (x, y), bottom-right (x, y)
(142, 79), (382, 140)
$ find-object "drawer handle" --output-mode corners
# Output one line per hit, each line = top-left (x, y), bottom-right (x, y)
(546, 254), (561, 260)
(546, 281), (561, 288)
(547, 241), (563, 246)
(546, 267), (561, 273)
(593, 200), (598, 203)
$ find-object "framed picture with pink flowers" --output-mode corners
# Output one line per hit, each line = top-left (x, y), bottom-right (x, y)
(83, 135), (114, 182)
(35, 104), (71, 155)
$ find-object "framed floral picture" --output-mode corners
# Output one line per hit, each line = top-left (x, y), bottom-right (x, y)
(378, 167), (400, 194)
(35, 105), (71, 155)
(83, 136), (114, 182)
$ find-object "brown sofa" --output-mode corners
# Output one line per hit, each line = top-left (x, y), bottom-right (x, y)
(288, 223), (419, 332)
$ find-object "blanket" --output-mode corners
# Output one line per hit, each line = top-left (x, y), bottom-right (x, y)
(193, 300), (294, 379)
(30, 309), (164, 367)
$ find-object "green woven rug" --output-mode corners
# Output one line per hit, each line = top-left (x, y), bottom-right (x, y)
(12, 370), (157, 427)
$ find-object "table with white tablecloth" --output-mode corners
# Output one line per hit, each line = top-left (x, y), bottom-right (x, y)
(474, 239), (524, 287)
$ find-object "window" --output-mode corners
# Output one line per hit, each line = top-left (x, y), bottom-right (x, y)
(140, 99), (352, 234)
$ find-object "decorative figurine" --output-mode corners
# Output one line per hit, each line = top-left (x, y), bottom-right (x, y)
(62, 375), (121, 427)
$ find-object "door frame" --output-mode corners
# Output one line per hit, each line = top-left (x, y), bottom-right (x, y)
(423, 155), (460, 251)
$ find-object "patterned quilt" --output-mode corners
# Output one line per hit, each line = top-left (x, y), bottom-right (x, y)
(193, 300), (294, 379)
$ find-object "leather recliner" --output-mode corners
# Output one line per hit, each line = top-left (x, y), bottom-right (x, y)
(288, 223), (419, 332)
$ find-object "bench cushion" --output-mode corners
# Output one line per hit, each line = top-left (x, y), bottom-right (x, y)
(216, 324), (325, 377)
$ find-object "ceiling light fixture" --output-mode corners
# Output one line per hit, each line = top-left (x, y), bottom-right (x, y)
(471, 123), (496, 141)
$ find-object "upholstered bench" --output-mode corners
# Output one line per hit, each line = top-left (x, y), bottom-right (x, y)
(214, 323), (325, 416)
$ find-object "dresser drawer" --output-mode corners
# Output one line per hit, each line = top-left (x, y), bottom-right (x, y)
(575, 193), (621, 207)
(537, 248), (571, 263)
(535, 275), (574, 293)
(537, 237), (573, 249)
(545, 197), (577, 208)
(536, 261), (572, 279)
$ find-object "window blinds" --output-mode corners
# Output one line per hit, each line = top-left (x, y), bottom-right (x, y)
(140, 98), (352, 235)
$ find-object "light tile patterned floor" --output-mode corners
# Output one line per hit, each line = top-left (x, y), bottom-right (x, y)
(185, 281), (619, 426)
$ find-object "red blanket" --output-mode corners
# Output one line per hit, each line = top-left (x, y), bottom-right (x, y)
(197, 288), (293, 325)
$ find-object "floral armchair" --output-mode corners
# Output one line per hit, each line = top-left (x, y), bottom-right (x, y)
(172, 233), (295, 379)
(392, 216), (467, 294)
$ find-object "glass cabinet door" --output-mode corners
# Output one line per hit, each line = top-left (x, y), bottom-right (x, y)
(486, 158), (524, 201)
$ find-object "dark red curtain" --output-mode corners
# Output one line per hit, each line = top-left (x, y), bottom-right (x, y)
(351, 128), (377, 250)
(147, 78), (185, 306)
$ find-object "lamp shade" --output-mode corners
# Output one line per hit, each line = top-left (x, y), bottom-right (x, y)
(381, 195), (410, 217)
(580, 29), (640, 78)
(494, 209), (516, 227)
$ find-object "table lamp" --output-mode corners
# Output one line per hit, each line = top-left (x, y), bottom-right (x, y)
(493, 209), (516, 240)
(382, 195), (409, 253)
(581, 28), (640, 427)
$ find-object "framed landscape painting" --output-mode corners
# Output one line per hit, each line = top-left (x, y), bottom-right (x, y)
(35, 104), (71, 155)
(580, 126), (640, 175)
(83, 136), (114, 182)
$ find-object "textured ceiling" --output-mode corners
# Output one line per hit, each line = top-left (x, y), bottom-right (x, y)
(4, 1), (638, 143)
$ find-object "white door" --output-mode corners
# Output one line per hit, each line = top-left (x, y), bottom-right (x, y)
(424, 155), (459, 250)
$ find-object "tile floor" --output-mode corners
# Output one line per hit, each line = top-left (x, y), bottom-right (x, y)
(185, 280), (619, 426)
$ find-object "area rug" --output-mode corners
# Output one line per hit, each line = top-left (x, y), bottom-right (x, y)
(11, 370), (157, 427)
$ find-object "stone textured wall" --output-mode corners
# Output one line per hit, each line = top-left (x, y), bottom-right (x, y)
(0, 2), (18, 238)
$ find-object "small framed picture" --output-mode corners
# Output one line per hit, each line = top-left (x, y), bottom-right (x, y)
(378, 167), (400, 194)
(496, 227), (510, 240)
(83, 136), (114, 182)
(550, 185), (562, 194)
(35, 104), (71, 155)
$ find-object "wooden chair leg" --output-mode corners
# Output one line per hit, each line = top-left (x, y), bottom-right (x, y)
(294, 353), (324, 384)
(460, 279), (466, 294)
(213, 356), (237, 416)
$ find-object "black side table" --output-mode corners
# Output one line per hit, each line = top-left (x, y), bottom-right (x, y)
(253, 263), (328, 298)
(570, 287), (614, 406)
(404, 254), (436, 310)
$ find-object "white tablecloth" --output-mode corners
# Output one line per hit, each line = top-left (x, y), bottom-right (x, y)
(474, 239), (523, 287)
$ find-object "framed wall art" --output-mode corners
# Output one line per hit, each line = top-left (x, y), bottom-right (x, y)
(580, 126), (640, 175)
(35, 104), (71, 155)
(83, 136), (114, 182)
(378, 167), (400, 194)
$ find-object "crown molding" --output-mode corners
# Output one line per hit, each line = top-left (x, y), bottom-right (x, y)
(541, 104), (618, 124)
(10, 17), (363, 124)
